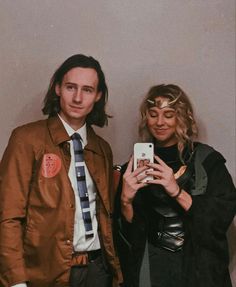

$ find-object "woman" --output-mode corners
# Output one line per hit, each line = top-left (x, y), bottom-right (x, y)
(114, 84), (236, 287)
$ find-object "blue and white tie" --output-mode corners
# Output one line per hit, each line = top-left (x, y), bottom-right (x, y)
(71, 133), (94, 239)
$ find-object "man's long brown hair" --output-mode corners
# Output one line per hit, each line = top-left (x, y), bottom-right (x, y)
(42, 54), (109, 127)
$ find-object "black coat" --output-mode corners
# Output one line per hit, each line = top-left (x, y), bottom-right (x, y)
(114, 143), (236, 287)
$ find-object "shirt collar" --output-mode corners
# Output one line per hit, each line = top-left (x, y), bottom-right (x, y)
(58, 114), (87, 145)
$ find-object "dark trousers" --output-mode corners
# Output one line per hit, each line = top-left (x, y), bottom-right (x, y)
(69, 255), (112, 287)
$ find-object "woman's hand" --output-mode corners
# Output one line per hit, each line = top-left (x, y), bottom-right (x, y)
(121, 156), (149, 222)
(146, 154), (180, 197)
(121, 156), (148, 205)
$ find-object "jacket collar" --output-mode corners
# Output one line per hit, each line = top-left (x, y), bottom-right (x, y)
(85, 126), (103, 156)
(47, 115), (102, 156)
(47, 115), (70, 145)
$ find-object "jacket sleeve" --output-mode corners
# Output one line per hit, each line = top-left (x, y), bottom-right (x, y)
(113, 162), (147, 244)
(186, 151), (236, 259)
(113, 163), (147, 287)
(0, 128), (34, 286)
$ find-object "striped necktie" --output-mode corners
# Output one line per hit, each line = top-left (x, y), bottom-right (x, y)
(71, 133), (94, 239)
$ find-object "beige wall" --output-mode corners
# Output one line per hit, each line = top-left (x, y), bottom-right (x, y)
(0, 0), (235, 284)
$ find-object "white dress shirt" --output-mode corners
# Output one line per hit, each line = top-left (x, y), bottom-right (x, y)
(59, 116), (100, 252)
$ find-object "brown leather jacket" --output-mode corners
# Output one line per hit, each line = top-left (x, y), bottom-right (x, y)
(0, 116), (122, 287)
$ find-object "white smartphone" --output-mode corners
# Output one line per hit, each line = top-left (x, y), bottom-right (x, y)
(133, 143), (154, 182)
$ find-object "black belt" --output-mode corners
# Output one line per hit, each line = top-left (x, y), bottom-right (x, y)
(87, 249), (101, 261)
(71, 249), (101, 266)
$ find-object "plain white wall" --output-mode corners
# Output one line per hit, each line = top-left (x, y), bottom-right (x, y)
(0, 0), (235, 284)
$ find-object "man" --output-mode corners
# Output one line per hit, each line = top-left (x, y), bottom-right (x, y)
(0, 54), (122, 287)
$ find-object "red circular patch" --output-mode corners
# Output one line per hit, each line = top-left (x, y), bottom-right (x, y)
(41, 153), (61, 178)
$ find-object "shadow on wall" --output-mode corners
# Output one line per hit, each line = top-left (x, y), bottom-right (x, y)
(195, 117), (208, 142)
(14, 92), (46, 127)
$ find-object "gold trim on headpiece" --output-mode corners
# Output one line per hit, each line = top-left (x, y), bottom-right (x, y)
(147, 94), (181, 109)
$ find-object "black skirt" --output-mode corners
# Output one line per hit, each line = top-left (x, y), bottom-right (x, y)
(148, 243), (184, 287)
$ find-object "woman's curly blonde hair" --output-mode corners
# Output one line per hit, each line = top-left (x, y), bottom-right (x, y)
(139, 84), (198, 161)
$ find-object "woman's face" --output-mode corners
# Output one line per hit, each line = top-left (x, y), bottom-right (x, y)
(146, 96), (178, 147)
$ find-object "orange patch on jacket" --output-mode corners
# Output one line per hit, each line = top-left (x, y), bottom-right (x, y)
(41, 153), (62, 178)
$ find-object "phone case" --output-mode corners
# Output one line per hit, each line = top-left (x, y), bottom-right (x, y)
(133, 143), (154, 182)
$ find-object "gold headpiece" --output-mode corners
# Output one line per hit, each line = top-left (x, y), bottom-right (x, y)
(147, 94), (181, 109)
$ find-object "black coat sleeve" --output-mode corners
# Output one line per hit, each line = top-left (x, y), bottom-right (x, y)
(113, 163), (147, 287)
(183, 151), (236, 287)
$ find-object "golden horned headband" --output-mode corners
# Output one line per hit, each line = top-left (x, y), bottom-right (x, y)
(147, 94), (181, 109)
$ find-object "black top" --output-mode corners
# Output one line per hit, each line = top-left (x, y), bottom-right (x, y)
(154, 143), (181, 170)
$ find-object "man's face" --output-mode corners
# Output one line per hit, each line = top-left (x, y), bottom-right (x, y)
(56, 67), (101, 130)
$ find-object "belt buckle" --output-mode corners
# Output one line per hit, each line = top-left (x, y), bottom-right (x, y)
(71, 252), (89, 266)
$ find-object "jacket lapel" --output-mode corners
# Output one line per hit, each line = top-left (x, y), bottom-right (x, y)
(47, 116), (70, 145)
(84, 127), (111, 214)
